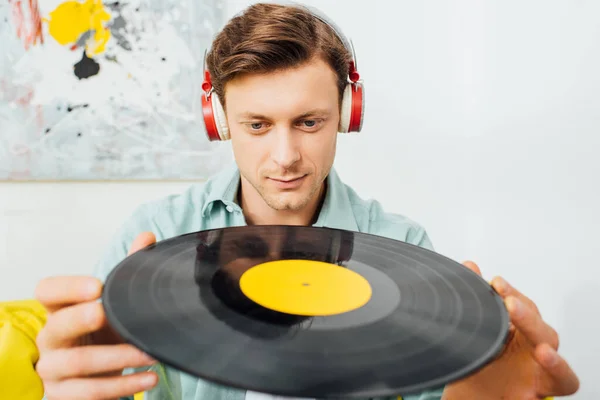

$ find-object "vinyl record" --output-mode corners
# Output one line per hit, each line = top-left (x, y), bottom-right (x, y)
(102, 225), (509, 398)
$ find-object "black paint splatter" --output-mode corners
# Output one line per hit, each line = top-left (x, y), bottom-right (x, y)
(66, 103), (89, 112)
(73, 51), (100, 80)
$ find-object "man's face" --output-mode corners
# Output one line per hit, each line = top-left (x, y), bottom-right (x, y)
(224, 57), (340, 212)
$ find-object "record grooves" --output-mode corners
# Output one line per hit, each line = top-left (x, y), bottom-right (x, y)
(102, 225), (509, 398)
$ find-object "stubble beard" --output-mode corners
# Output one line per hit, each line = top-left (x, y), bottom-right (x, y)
(251, 175), (322, 212)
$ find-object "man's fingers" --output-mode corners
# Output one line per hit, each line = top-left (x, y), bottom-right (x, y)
(535, 343), (580, 397)
(37, 301), (106, 351)
(35, 276), (102, 313)
(461, 260), (482, 276)
(505, 296), (559, 350)
(43, 371), (158, 400)
(128, 232), (156, 256)
(491, 276), (540, 316)
(36, 344), (156, 381)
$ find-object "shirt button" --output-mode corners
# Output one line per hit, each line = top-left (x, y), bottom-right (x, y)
(226, 205), (233, 212)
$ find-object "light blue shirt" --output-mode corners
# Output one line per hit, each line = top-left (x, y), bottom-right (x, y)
(92, 164), (445, 400)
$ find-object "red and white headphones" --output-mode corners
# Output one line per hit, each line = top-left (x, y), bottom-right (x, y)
(200, 2), (365, 141)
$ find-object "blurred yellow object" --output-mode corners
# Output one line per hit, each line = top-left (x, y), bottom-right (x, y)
(0, 299), (47, 400)
(0, 299), (147, 400)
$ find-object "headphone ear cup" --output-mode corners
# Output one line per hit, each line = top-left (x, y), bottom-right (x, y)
(212, 94), (230, 141)
(201, 91), (230, 141)
(351, 82), (364, 132)
(338, 82), (364, 133)
(201, 92), (220, 141)
(338, 83), (353, 133)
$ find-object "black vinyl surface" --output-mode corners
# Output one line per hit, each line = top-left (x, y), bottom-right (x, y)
(102, 225), (509, 398)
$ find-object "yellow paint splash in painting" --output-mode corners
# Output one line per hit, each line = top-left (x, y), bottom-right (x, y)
(45, 0), (111, 56)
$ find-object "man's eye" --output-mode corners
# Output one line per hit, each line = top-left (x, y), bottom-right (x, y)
(246, 122), (271, 133)
(297, 119), (323, 130)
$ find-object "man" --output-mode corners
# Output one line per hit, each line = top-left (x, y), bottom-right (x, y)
(34, 3), (579, 400)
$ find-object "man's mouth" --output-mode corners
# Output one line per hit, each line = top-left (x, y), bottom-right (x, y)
(267, 174), (307, 188)
(269, 175), (305, 183)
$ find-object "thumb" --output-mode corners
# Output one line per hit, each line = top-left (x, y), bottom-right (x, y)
(462, 260), (482, 276)
(128, 231), (156, 256)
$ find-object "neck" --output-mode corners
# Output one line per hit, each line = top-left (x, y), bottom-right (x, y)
(238, 178), (326, 226)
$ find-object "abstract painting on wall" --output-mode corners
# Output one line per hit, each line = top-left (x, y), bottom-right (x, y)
(0, 0), (231, 180)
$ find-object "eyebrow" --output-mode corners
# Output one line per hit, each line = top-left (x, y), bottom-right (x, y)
(238, 108), (331, 120)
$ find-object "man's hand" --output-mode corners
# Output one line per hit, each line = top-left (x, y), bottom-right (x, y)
(35, 232), (159, 400)
(443, 261), (580, 400)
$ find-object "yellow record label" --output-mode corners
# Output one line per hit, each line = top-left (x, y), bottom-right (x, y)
(239, 260), (372, 316)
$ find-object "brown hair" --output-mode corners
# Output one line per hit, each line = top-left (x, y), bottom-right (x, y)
(205, 3), (352, 109)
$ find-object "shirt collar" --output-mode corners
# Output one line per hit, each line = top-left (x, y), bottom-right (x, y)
(201, 163), (359, 232)
(201, 163), (241, 217)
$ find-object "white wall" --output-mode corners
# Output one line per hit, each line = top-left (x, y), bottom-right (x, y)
(1, 0), (599, 398)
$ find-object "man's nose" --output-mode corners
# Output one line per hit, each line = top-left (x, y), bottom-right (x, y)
(270, 128), (300, 169)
